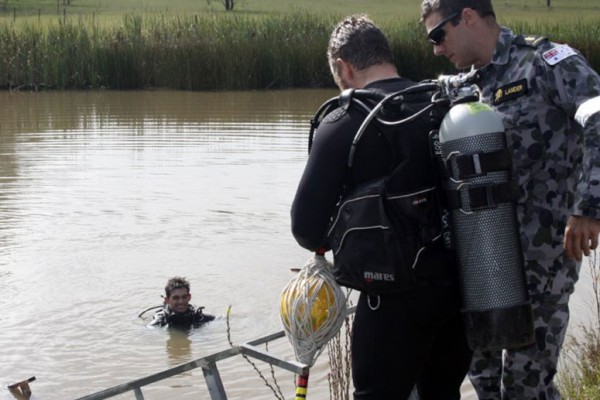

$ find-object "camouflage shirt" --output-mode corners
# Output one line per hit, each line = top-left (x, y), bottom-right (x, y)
(477, 27), (600, 295)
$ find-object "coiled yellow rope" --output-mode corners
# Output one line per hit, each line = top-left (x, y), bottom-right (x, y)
(280, 254), (348, 399)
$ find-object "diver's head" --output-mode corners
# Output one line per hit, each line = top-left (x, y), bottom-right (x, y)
(327, 15), (398, 90)
(164, 276), (192, 314)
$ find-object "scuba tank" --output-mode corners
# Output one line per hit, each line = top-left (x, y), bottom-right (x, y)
(435, 72), (534, 351)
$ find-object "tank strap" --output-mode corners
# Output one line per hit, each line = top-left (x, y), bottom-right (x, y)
(443, 148), (512, 180)
(445, 180), (520, 212)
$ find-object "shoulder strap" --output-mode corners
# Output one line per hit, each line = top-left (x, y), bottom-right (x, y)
(309, 84), (437, 191)
(308, 89), (384, 154)
(513, 34), (547, 48)
(347, 85), (437, 169)
(308, 96), (340, 153)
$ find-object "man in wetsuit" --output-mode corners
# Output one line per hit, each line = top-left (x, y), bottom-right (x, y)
(290, 14), (471, 400)
(148, 276), (215, 329)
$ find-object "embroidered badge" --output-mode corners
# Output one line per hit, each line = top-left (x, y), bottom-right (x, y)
(492, 79), (528, 105)
(542, 44), (577, 66)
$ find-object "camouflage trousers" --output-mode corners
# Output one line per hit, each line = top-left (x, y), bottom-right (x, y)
(468, 292), (571, 400)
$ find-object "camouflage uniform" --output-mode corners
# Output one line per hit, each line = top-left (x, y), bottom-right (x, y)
(468, 27), (600, 399)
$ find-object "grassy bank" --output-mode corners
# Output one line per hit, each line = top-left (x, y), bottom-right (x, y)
(2, 0), (599, 23)
(0, 12), (599, 91)
(0, 0), (599, 90)
(0, 13), (333, 90)
(558, 254), (600, 399)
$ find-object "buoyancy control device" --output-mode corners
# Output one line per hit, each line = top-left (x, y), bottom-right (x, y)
(307, 72), (534, 350)
(433, 71), (534, 351)
(309, 85), (452, 294)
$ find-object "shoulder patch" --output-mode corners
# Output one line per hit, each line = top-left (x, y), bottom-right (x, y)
(514, 34), (547, 48)
(322, 107), (347, 124)
(542, 44), (577, 66)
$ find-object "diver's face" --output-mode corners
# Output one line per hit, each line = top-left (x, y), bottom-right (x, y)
(166, 288), (191, 313)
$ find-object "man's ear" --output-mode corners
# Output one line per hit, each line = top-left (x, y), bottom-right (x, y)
(461, 7), (478, 26)
(337, 59), (354, 81)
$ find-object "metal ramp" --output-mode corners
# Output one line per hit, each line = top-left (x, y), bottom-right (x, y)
(75, 330), (309, 400)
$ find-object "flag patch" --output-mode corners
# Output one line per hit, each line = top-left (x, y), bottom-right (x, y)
(542, 44), (577, 66)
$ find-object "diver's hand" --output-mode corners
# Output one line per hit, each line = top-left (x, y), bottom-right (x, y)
(564, 215), (600, 261)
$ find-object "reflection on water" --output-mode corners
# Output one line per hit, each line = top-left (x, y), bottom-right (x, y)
(0, 89), (338, 400)
(166, 329), (193, 365)
(0, 89), (595, 400)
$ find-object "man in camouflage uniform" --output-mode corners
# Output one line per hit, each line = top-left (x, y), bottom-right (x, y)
(420, 0), (600, 398)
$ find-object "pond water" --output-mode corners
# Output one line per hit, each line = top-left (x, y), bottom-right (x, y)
(0, 89), (596, 400)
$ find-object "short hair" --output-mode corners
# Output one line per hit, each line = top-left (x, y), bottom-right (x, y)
(420, 0), (496, 22)
(165, 276), (190, 298)
(327, 14), (393, 72)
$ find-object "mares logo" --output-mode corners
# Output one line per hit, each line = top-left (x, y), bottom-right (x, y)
(364, 271), (395, 282)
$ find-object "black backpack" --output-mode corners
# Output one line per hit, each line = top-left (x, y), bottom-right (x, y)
(310, 86), (454, 294)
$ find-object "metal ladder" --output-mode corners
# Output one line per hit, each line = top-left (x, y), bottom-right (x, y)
(75, 330), (309, 400)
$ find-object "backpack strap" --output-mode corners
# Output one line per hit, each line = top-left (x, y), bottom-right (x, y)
(307, 89), (383, 154)
(339, 88), (355, 110)
(308, 96), (340, 153)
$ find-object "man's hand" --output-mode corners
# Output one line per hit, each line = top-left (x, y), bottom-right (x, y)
(564, 215), (600, 261)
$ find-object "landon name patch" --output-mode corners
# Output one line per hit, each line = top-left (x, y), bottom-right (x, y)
(542, 44), (577, 66)
(492, 79), (527, 105)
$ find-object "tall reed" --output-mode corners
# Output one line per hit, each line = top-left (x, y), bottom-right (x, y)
(327, 303), (353, 400)
(557, 252), (600, 399)
(0, 13), (598, 90)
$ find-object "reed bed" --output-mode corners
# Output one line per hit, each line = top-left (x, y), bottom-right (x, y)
(557, 254), (600, 400)
(0, 12), (598, 90)
(0, 13), (335, 90)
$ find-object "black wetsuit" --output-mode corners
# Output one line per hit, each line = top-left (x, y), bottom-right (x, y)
(148, 305), (215, 330)
(291, 78), (472, 400)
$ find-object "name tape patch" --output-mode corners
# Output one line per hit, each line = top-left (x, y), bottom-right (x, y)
(492, 79), (528, 105)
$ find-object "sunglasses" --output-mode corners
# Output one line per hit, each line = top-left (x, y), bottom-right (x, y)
(427, 12), (461, 45)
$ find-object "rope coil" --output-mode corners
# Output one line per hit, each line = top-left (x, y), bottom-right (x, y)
(280, 254), (348, 367)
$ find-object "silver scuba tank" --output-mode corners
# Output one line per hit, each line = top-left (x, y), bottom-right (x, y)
(438, 90), (534, 351)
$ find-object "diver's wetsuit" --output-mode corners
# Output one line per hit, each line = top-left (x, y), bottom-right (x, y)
(291, 78), (472, 399)
(148, 305), (215, 329)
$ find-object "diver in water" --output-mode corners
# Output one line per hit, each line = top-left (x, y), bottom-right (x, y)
(147, 276), (215, 329)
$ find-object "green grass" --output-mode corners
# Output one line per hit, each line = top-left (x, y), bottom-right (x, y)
(1, 0), (599, 23)
(557, 255), (600, 400)
(0, 1), (597, 90)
